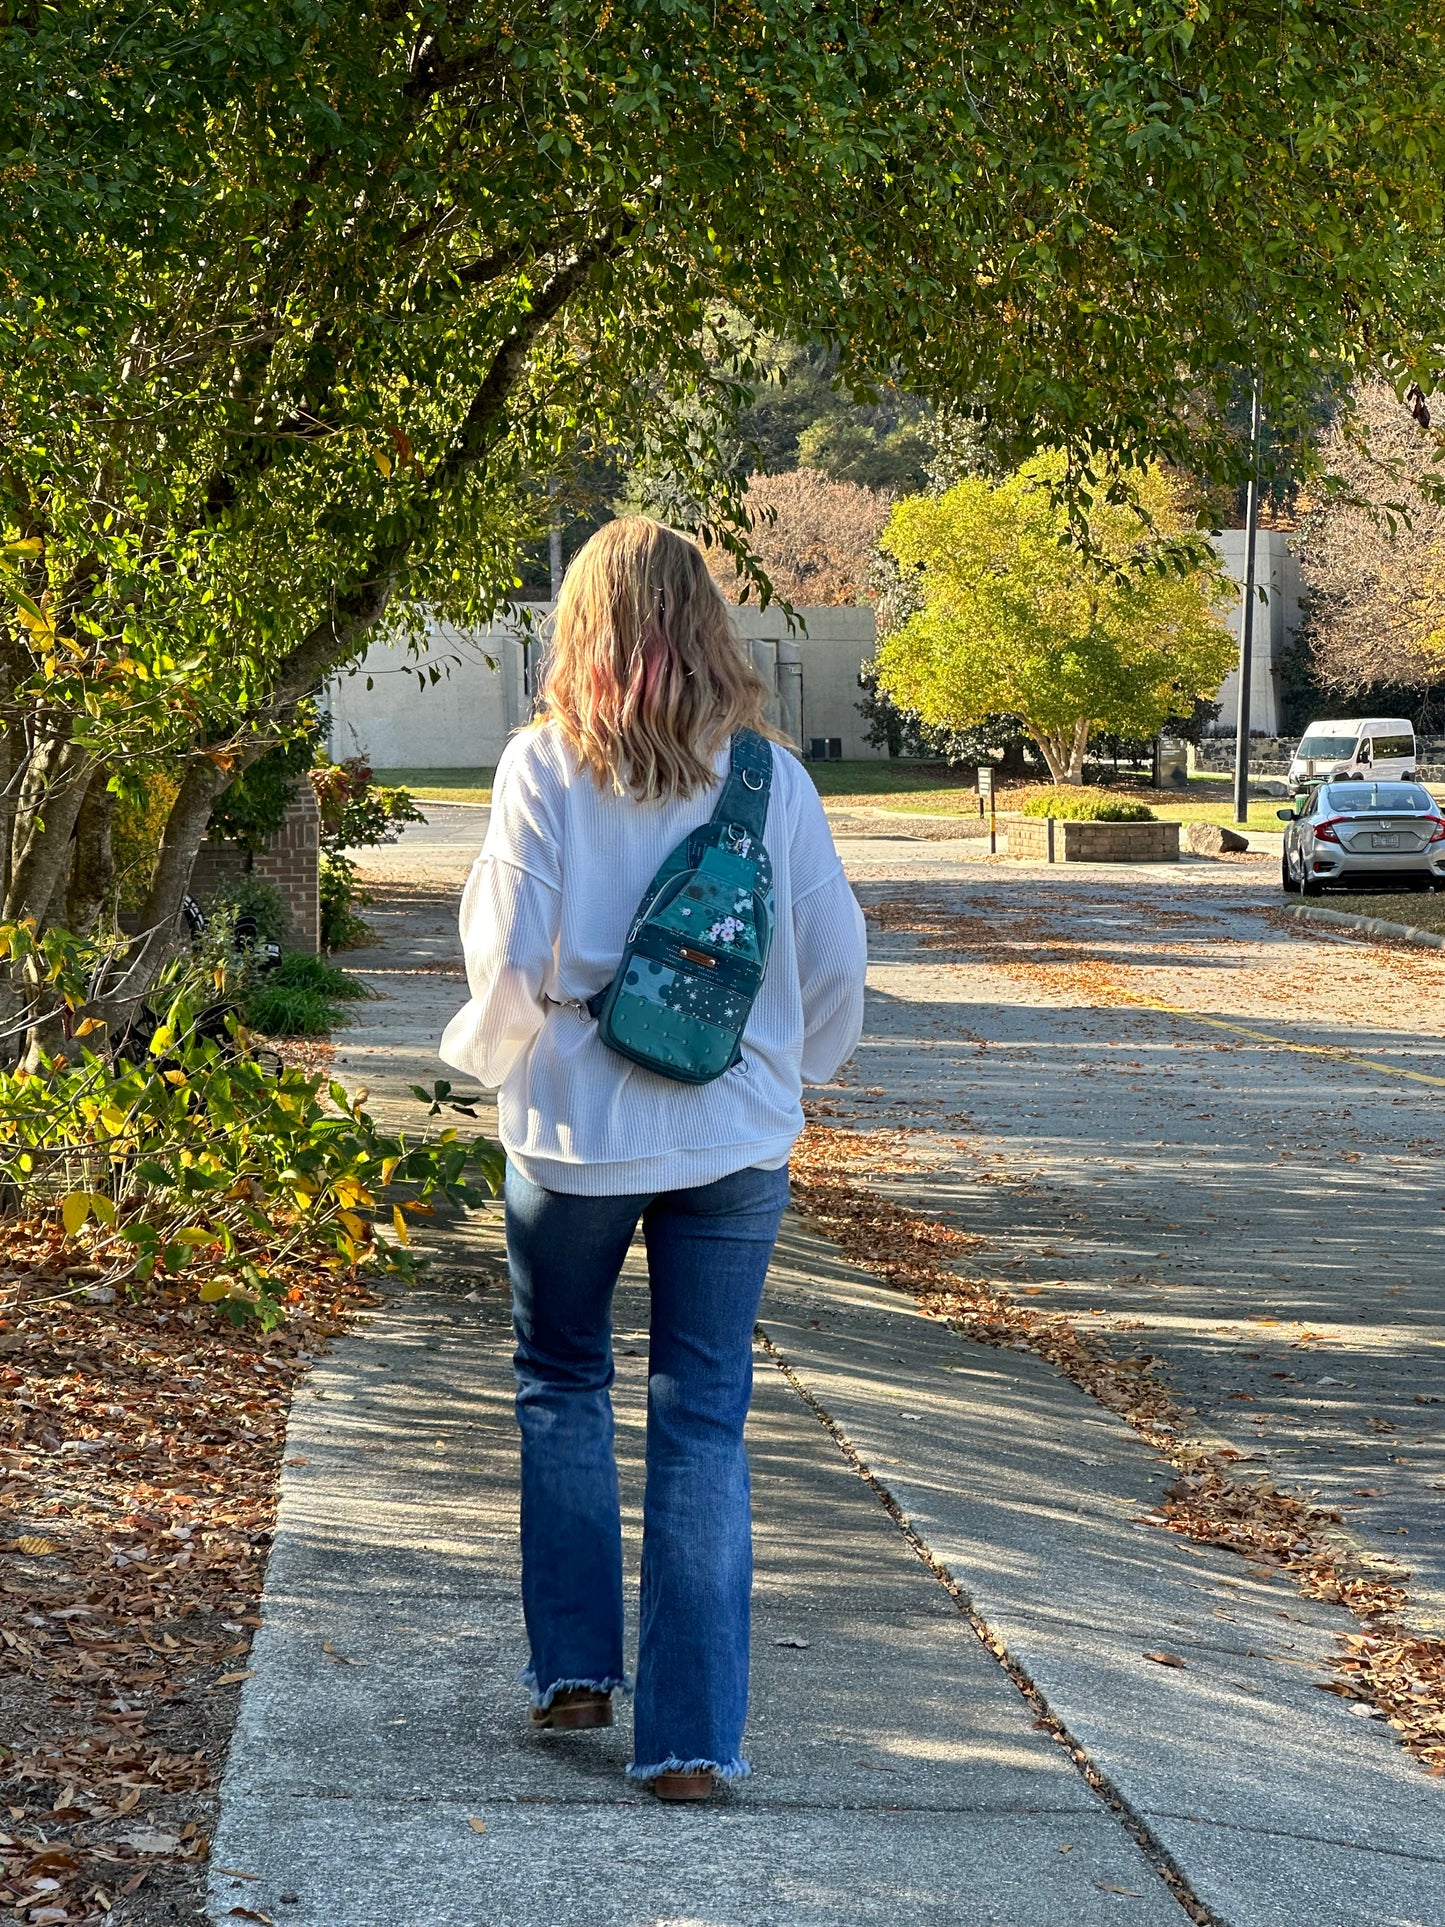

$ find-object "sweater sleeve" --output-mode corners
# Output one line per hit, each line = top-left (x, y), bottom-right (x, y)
(787, 766), (868, 1083)
(437, 734), (564, 1088)
(437, 854), (561, 1088)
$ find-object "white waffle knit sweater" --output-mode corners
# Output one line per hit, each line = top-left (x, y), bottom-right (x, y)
(438, 722), (867, 1195)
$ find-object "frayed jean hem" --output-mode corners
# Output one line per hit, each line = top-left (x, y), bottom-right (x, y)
(519, 1664), (632, 1712)
(626, 1755), (750, 1784)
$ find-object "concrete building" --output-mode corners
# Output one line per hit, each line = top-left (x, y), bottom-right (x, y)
(326, 602), (884, 768)
(1208, 529), (1302, 739)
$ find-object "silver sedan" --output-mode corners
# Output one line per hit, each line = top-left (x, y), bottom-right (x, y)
(1279, 781), (1445, 896)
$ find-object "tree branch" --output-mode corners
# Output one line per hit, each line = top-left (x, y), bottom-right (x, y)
(129, 238), (614, 981)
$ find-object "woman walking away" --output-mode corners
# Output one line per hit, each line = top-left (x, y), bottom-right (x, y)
(439, 517), (867, 1801)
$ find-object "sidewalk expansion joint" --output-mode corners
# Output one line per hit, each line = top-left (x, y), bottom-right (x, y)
(756, 1325), (1225, 1927)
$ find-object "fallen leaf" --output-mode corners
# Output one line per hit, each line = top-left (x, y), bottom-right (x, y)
(1096, 1883), (1145, 1897)
(121, 1829), (182, 1855)
(9, 1535), (62, 1556)
(214, 1670), (255, 1686)
(1143, 1651), (1186, 1668)
(773, 1637), (811, 1649)
(322, 1639), (361, 1666)
(283, 1456), (310, 1467)
(468, 1816), (487, 1834)
(228, 1910), (274, 1925)
(24, 1847), (80, 1876)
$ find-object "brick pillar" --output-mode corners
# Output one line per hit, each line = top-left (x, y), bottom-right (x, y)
(251, 785), (321, 953)
(188, 839), (251, 904)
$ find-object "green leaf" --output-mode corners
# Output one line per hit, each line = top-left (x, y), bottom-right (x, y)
(61, 1192), (92, 1235)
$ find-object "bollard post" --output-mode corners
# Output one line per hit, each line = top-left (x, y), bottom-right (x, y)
(978, 764), (997, 855)
(1046, 815), (1056, 864)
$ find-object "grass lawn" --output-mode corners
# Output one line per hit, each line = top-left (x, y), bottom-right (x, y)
(375, 759), (1288, 835)
(1298, 890), (1445, 934)
(373, 766), (495, 804)
(807, 761), (1287, 832)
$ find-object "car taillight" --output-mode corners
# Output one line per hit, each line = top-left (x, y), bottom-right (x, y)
(1314, 818), (1343, 844)
(1426, 816), (1445, 843)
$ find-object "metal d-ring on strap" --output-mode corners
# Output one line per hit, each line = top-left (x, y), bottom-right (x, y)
(713, 732), (772, 846)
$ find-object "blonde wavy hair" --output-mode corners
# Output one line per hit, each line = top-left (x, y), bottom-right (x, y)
(538, 517), (781, 801)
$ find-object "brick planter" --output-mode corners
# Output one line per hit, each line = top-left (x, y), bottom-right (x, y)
(1004, 817), (1180, 863)
(190, 788), (321, 951)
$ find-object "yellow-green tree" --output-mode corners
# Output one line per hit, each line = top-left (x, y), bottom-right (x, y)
(876, 458), (1238, 784)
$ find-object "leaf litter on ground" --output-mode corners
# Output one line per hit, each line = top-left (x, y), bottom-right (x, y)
(0, 1213), (374, 1924)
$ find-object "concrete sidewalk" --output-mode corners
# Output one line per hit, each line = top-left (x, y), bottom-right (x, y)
(208, 1225), (1183, 1926)
(208, 1210), (1445, 1927)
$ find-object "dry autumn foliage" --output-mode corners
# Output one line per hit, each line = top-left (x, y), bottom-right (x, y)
(705, 470), (891, 606)
(0, 1215), (375, 1924)
(1295, 380), (1445, 695)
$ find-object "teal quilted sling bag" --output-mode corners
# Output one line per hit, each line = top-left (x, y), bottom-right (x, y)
(587, 732), (774, 1084)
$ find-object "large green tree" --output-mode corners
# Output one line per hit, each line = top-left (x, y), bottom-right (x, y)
(2, 0), (1445, 1011)
(875, 456), (1238, 782)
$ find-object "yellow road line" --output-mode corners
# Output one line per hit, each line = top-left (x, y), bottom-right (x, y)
(1125, 995), (1445, 1088)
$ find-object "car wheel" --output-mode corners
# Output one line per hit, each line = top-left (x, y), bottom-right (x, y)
(1301, 871), (1324, 898)
(1281, 849), (1300, 895)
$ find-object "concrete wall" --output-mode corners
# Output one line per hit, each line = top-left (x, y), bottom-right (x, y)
(327, 617), (534, 770)
(326, 603), (887, 768)
(1208, 530), (1301, 739)
(728, 603), (882, 760)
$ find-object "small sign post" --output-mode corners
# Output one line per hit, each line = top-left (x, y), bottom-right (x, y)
(977, 764), (997, 854)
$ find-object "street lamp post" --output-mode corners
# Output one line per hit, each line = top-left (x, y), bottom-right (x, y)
(1233, 375), (1263, 825)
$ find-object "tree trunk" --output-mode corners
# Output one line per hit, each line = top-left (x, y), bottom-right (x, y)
(2, 735), (94, 926)
(1065, 718), (1091, 784)
(66, 769), (117, 935)
(130, 756), (233, 981)
(1033, 733), (1069, 784)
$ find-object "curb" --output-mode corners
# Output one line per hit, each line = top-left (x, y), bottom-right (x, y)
(1283, 902), (1445, 950)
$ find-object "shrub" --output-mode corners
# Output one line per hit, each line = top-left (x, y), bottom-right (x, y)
(319, 850), (372, 950)
(310, 756), (424, 949)
(1020, 789), (1156, 822)
(241, 983), (339, 1037)
(205, 877), (290, 946)
(242, 953), (370, 1037)
(265, 953), (369, 999)
(0, 994), (502, 1326)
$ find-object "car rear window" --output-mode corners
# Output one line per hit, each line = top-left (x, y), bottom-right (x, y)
(1370, 734), (1415, 759)
(1297, 734), (1358, 760)
(1323, 783), (1432, 812)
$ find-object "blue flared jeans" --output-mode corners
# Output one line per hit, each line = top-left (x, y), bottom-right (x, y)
(505, 1159), (790, 1782)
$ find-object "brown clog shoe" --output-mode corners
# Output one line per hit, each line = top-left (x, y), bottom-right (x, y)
(649, 1769), (715, 1802)
(530, 1688), (613, 1731)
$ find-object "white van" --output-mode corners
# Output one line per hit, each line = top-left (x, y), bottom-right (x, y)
(1287, 717), (1417, 786)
